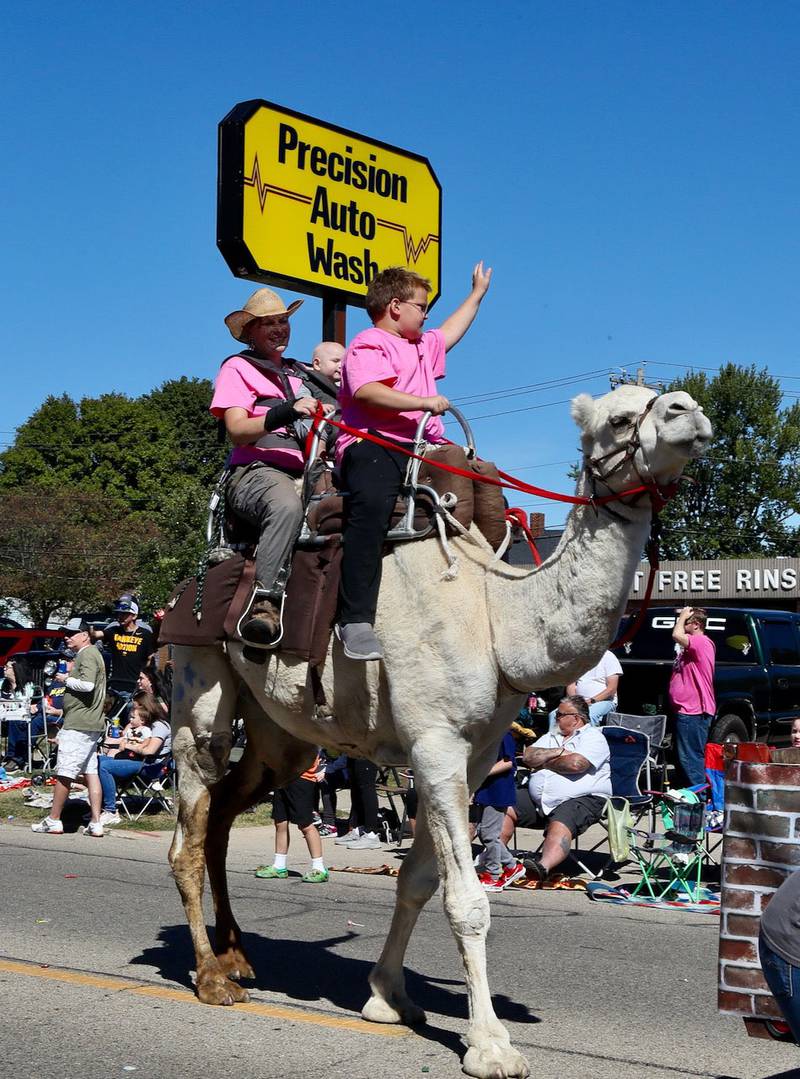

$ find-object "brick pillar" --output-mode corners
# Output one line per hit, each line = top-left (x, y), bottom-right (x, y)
(718, 760), (800, 1022)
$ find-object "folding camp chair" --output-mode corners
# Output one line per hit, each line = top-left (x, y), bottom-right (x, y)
(703, 742), (725, 862)
(627, 794), (707, 902)
(118, 757), (176, 821)
(567, 726), (653, 879)
(604, 712), (667, 795)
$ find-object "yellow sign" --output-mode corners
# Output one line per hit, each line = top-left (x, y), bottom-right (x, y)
(218, 100), (441, 307)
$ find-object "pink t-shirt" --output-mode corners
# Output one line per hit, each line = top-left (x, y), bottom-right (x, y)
(210, 354), (306, 472)
(336, 327), (447, 465)
(669, 633), (716, 716)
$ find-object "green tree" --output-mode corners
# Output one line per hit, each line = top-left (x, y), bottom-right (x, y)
(0, 488), (160, 626)
(660, 364), (800, 559)
(0, 378), (226, 612)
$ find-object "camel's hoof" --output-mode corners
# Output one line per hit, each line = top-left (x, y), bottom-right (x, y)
(462, 1045), (530, 1079)
(196, 971), (251, 1006)
(216, 949), (256, 982)
(362, 993), (426, 1026)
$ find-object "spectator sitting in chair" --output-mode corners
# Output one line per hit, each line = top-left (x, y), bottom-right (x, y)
(504, 695), (612, 884)
(136, 663), (170, 717)
(548, 650), (622, 730)
(96, 690), (171, 826)
(2, 657), (42, 771)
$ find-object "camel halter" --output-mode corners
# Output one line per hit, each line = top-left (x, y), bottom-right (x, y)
(583, 395), (681, 517)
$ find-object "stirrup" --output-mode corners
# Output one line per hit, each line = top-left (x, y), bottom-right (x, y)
(236, 587), (286, 650)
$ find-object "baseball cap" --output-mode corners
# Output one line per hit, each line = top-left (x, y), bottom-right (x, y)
(62, 618), (89, 635)
(113, 594), (139, 616)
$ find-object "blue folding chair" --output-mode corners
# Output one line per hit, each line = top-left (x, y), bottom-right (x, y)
(570, 726), (653, 878)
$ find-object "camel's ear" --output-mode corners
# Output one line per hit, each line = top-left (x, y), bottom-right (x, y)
(571, 393), (595, 433)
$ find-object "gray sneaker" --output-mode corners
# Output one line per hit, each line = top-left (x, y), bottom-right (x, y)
(335, 623), (383, 661)
(347, 831), (382, 850)
(335, 828), (361, 845)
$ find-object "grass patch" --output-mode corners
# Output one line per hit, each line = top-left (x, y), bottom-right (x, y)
(0, 786), (273, 832)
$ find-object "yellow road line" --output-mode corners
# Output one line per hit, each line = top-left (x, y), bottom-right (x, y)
(0, 959), (408, 1037)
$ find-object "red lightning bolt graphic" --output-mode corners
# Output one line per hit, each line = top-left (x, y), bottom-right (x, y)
(243, 156), (312, 212)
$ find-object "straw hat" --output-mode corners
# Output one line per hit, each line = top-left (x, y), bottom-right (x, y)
(224, 288), (304, 341)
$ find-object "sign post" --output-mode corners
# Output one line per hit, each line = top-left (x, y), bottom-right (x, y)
(218, 100), (441, 344)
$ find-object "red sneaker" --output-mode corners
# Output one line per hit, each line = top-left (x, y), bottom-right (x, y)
(498, 861), (527, 888)
(477, 871), (505, 892)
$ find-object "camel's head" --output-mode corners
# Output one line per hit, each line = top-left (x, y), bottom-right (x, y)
(571, 384), (712, 500)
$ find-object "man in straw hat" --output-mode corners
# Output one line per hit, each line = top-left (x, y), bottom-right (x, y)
(211, 287), (326, 646)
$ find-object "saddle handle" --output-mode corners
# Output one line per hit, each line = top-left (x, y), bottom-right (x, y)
(391, 404), (475, 539)
(413, 405), (476, 460)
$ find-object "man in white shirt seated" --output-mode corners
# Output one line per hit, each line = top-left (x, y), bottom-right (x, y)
(507, 695), (612, 883)
(548, 650), (622, 730)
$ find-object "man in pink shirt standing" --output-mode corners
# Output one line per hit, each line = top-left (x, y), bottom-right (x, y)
(668, 606), (717, 786)
(335, 262), (492, 661)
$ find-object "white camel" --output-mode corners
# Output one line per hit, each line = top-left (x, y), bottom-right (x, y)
(168, 383), (711, 1079)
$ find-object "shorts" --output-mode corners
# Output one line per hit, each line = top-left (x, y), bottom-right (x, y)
(272, 776), (316, 828)
(514, 787), (606, 838)
(55, 728), (103, 780)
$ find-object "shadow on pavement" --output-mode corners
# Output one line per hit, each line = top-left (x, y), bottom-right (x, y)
(131, 923), (539, 1030)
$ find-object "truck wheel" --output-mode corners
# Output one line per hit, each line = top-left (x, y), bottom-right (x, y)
(711, 713), (749, 744)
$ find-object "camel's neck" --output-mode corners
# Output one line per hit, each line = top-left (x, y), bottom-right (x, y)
(488, 493), (651, 691)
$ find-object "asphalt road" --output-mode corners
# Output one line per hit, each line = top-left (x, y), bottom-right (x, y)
(2, 822), (799, 1079)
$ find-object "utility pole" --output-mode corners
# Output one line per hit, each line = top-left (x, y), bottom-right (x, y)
(609, 366), (664, 393)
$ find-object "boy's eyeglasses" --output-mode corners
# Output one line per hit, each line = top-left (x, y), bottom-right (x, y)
(397, 300), (429, 316)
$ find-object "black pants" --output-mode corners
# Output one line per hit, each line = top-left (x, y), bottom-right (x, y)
(339, 438), (409, 626)
(318, 769), (349, 825)
(348, 757), (379, 834)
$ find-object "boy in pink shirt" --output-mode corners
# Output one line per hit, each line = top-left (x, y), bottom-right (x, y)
(335, 262), (492, 660)
(211, 288), (323, 646)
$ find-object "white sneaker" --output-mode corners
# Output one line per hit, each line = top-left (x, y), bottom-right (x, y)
(334, 828), (361, 845)
(83, 821), (104, 837)
(31, 816), (63, 834)
(347, 831), (382, 850)
(99, 811), (122, 826)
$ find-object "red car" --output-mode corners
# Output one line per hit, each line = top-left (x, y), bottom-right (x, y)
(0, 618), (64, 666)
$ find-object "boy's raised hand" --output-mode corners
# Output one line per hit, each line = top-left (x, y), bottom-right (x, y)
(471, 260), (493, 299)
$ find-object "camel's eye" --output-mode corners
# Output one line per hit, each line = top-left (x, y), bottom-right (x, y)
(609, 414), (633, 429)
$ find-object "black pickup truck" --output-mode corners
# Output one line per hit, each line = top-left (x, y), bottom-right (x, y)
(611, 606), (800, 746)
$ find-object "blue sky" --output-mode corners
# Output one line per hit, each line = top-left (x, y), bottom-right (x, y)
(3, 1), (799, 528)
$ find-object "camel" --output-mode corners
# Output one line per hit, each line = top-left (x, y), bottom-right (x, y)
(167, 383), (711, 1079)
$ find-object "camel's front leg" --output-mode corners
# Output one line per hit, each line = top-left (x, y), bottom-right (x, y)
(207, 692), (317, 984)
(413, 739), (530, 1079)
(362, 813), (437, 1026)
(168, 646), (247, 1006)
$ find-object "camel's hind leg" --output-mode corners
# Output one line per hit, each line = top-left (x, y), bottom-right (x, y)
(168, 645), (245, 1006)
(205, 688), (316, 983)
(362, 811), (437, 1026)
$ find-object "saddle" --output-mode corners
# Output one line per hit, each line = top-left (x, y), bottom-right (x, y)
(160, 442), (507, 666)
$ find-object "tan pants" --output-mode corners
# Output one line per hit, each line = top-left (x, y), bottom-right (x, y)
(227, 464), (303, 593)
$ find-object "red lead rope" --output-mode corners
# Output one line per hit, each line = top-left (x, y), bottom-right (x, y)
(305, 404), (663, 645)
(305, 404), (653, 506)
